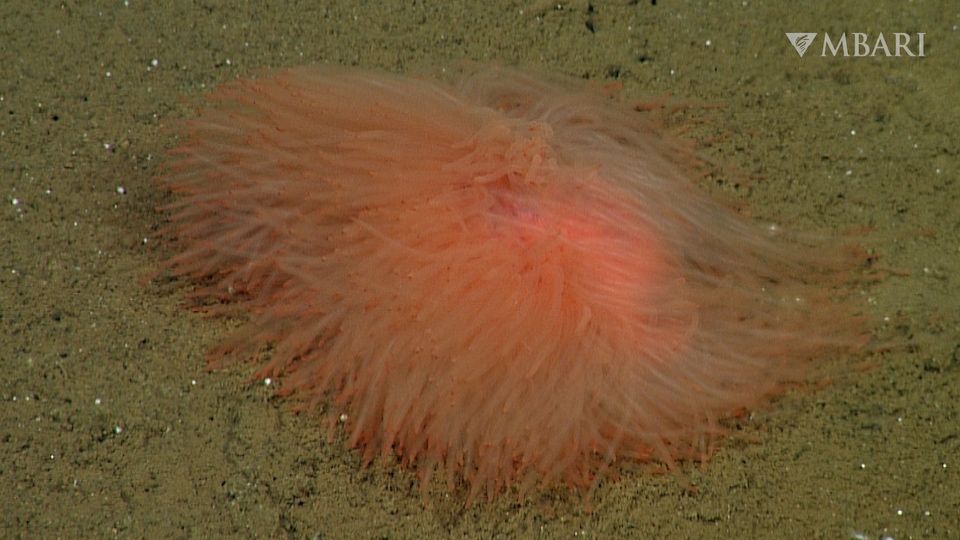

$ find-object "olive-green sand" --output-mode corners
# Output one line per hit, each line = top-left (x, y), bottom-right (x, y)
(2, 1), (958, 538)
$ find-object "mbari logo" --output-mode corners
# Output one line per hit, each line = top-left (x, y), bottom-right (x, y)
(786, 32), (926, 58)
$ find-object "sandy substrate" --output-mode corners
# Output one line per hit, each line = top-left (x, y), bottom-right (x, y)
(2, 1), (958, 538)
